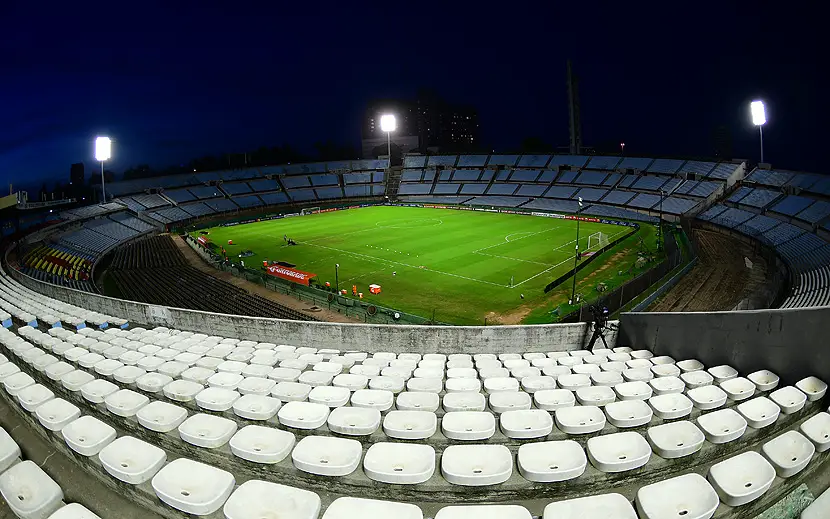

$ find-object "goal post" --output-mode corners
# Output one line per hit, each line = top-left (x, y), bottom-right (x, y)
(586, 231), (610, 251)
(301, 207), (320, 216)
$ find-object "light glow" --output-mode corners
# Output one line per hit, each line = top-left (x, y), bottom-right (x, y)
(95, 137), (111, 161)
(380, 114), (396, 133)
(751, 101), (766, 126)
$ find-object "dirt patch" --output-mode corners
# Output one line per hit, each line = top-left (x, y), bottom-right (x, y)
(485, 305), (534, 325)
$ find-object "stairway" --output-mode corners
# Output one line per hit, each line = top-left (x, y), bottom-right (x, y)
(385, 166), (403, 199)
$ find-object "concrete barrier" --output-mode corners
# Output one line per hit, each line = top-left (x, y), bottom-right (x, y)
(619, 306), (830, 384)
(8, 265), (616, 353)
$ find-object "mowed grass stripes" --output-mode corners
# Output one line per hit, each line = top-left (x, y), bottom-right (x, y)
(194, 206), (637, 325)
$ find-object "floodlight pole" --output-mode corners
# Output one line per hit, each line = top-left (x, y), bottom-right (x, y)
(100, 161), (106, 201)
(335, 263), (340, 292)
(759, 125), (764, 164)
(570, 200), (583, 305)
(387, 131), (392, 169)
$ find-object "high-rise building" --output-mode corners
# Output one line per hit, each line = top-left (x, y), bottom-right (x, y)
(362, 90), (479, 158)
(712, 125), (733, 160)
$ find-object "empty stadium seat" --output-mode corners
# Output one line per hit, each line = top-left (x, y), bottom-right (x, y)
(0, 460), (64, 519)
(151, 458), (235, 515)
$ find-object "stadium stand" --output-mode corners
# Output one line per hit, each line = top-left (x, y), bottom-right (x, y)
(107, 235), (317, 321)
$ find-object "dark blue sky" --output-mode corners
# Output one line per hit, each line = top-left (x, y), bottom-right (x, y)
(1, 0), (824, 190)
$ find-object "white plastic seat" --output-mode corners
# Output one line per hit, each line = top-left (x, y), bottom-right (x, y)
(36, 398), (81, 431)
(800, 412), (830, 452)
(803, 487), (830, 519)
(680, 370), (713, 389)
(44, 361), (73, 381)
(195, 387), (240, 411)
(648, 393), (693, 419)
(308, 386), (350, 407)
(217, 360), (247, 373)
(587, 431), (651, 472)
(0, 460), (64, 519)
(441, 444), (512, 486)
(151, 458), (235, 515)
(559, 356), (584, 367)
(697, 408), (747, 444)
(136, 401), (188, 433)
(222, 480), (321, 519)
(396, 391), (439, 411)
(315, 362), (344, 374)
(583, 354), (606, 365)
(17, 384), (54, 412)
(769, 385), (807, 414)
(635, 473), (719, 519)
(292, 435), (362, 476)
(614, 381), (652, 401)
(605, 400), (653, 428)
(322, 497), (423, 519)
(350, 364), (381, 377)
(517, 439), (585, 482)
(511, 367), (541, 380)
(363, 442), (435, 484)
(60, 370), (96, 392)
(543, 492), (637, 518)
(368, 375), (404, 393)
(33, 354), (59, 373)
(383, 410), (437, 439)
(650, 355), (675, 365)
(229, 425), (295, 464)
(98, 436), (166, 484)
(622, 368), (653, 382)
(747, 370), (779, 392)
(232, 394), (281, 420)
(607, 352), (632, 363)
(647, 420), (705, 458)
(93, 359), (123, 377)
(104, 389), (149, 417)
(413, 367), (443, 379)
(534, 389), (575, 411)
(719, 377), (755, 401)
(500, 409), (553, 439)
(600, 361), (627, 372)
(78, 352), (105, 369)
(444, 392), (486, 412)
(208, 372), (244, 390)
(707, 450), (775, 506)
(444, 378), (479, 393)
(271, 381), (312, 402)
(135, 372), (173, 393)
(651, 364), (681, 378)
(796, 376), (827, 401)
(761, 430), (814, 478)
(332, 373), (368, 391)
(556, 374), (590, 391)
(555, 405), (606, 434)
(631, 351), (654, 361)
(442, 411), (495, 440)
(489, 391), (531, 413)
(46, 503), (102, 518)
(434, 505), (531, 519)
(351, 389), (394, 411)
(626, 358), (653, 369)
(707, 365), (738, 383)
(521, 375), (555, 393)
(2, 371), (35, 396)
(447, 367), (476, 379)
(237, 377), (276, 396)
(178, 413), (237, 448)
(407, 377), (443, 393)
(278, 401), (330, 429)
(736, 396), (780, 428)
(0, 427), (21, 473)
(268, 367), (302, 383)
(110, 365), (144, 385)
(136, 356), (165, 372)
(590, 371), (623, 387)
(327, 407), (381, 436)
(688, 385), (728, 410)
(62, 415), (116, 456)
(483, 377), (519, 393)
(576, 386), (616, 406)
(571, 364), (600, 375)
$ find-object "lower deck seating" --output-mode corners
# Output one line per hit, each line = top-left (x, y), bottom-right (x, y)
(106, 236), (317, 321)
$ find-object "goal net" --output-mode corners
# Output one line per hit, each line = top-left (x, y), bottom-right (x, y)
(586, 231), (610, 251)
(301, 207), (320, 216)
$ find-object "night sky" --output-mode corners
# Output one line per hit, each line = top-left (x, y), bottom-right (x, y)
(1, 0), (824, 191)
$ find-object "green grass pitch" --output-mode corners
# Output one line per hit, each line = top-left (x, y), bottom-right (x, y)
(193, 205), (645, 324)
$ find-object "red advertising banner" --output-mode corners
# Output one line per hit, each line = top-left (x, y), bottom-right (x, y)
(197, 236), (209, 246)
(266, 265), (317, 286)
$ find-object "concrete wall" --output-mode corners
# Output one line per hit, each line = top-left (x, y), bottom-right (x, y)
(619, 306), (830, 384)
(9, 266), (616, 353)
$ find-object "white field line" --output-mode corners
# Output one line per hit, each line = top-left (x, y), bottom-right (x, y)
(510, 227), (633, 288)
(471, 226), (561, 254)
(339, 267), (390, 286)
(299, 241), (509, 288)
(475, 252), (554, 266)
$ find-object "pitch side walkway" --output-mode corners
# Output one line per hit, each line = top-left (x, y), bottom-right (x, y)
(172, 235), (360, 324)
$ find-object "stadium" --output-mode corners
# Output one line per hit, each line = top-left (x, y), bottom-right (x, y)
(1, 144), (829, 519)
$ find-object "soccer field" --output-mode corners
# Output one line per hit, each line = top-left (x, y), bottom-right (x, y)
(193, 205), (646, 324)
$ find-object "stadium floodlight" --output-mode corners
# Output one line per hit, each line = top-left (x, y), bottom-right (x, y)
(750, 100), (766, 163)
(335, 263), (340, 292)
(380, 114), (396, 168)
(95, 136), (112, 201)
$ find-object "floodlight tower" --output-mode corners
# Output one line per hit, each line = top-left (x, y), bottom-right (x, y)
(570, 197), (584, 305)
(335, 263), (340, 292)
(380, 114), (396, 168)
(95, 137), (112, 201)
(751, 100), (766, 163)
